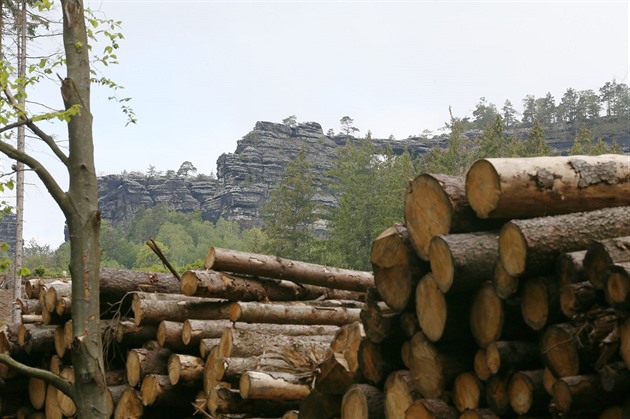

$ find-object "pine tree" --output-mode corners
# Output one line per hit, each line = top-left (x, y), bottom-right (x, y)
(524, 119), (551, 156)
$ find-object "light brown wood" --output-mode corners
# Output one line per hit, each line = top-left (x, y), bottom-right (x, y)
(28, 377), (46, 410)
(404, 398), (458, 419)
(605, 261), (630, 309)
(507, 369), (549, 415)
(541, 322), (580, 377)
(114, 320), (158, 347)
(492, 258), (519, 299)
(229, 301), (361, 325)
(206, 246), (374, 292)
(499, 206), (630, 277)
(429, 231), (499, 293)
(484, 374), (510, 416)
(56, 366), (76, 417)
(404, 173), (504, 260)
(584, 236), (630, 289)
(520, 276), (563, 331)
(620, 318), (630, 368)
(474, 348), (492, 382)
(358, 338), (403, 387)
(341, 384), (385, 419)
(16, 323), (55, 354)
(41, 281), (71, 313)
(465, 155), (630, 219)
(16, 297), (41, 315)
(132, 292), (230, 326)
(167, 353), (204, 386)
(240, 371), (311, 401)
(552, 373), (629, 417)
(485, 341), (540, 376)
(371, 224), (427, 311)
(383, 370), (423, 419)
(458, 408), (500, 419)
(452, 371), (484, 412)
(199, 337), (221, 359)
(212, 356), (258, 385)
(126, 346), (172, 387)
(207, 386), (298, 417)
(55, 296), (71, 317)
(139, 373), (195, 407)
(559, 281), (604, 318)
(44, 383), (62, 419)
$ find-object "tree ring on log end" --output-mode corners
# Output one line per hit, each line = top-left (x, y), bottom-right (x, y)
(521, 277), (548, 331)
(541, 324), (579, 377)
(470, 283), (502, 348)
(508, 372), (534, 414)
(409, 332), (443, 398)
(416, 274), (447, 342)
(429, 237), (455, 292)
(499, 222), (527, 277)
(465, 159), (501, 219)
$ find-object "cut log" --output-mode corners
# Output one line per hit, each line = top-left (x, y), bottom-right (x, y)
(99, 267), (180, 306)
(459, 408), (500, 419)
(207, 386), (298, 417)
(415, 273), (472, 342)
(139, 374), (195, 407)
(240, 371), (311, 401)
(212, 356), (258, 385)
(399, 312), (420, 338)
(583, 236), (630, 289)
(485, 341), (541, 376)
(28, 377), (46, 410)
(53, 325), (65, 358)
(557, 250), (588, 286)
(552, 373), (629, 417)
(404, 173), (504, 260)
(44, 383), (61, 419)
(465, 155), (630, 219)
(132, 292), (230, 325)
(452, 371), (484, 412)
(156, 320), (188, 353)
(21, 314), (42, 324)
(205, 246), (374, 292)
(181, 319), (231, 346)
(429, 231), (499, 293)
(114, 320), (158, 348)
(181, 269), (363, 302)
(404, 398), (458, 419)
(543, 367), (557, 396)
(315, 322), (365, 395)
(199, 338), (221, 359)
(474, 348), (492, 382)
(16, 297), (41, 315)
(371, 224), (427, 311)
(492, 257), (519, 299)
(498, 206), (630, 277)
(341, 384), (385, 419)
(383, 370), (423, 419)
(559, 281), (604, 318)
(358, 338), (404, 386)
(408, 331), (472, 398)
(56, 367), (76, 417)
(620, 318), (630, 368)
(16, 324), (55, 355)
(229, 301), (361, 326)
(605, 261), (630, 309)
(598, 361), (630, 393)
(44, 282), (71, 314)
(55, 296), (71, 317)
(507, 369), (549, 415)
(484, 374), (510, 416)
(541, 322), (581, 378)
(360, 288), (403, 343)
(167, 354), (204, 386)
(299, 390), (342, 419)
(520, 276), (564, 330)
(126, 346), (172, 387)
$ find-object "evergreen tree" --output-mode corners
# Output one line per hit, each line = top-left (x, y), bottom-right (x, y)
(524, 119), (551, 157)
(501, 99), (517, 129)
(422, 116), (474, 175)
(569, 126), (594, 155)
(261, 147), (316, 260)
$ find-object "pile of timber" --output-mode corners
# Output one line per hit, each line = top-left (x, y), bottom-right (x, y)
(0, 252), (372, 418)
(328, 154), (629, 418)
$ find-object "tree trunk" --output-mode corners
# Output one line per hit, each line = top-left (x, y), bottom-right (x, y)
(181, 269), (362, 302)
(239, 371), (312, 401)
(559, 281), (603, 318)
(604, 261), (629, 309)
(583, 236), (630, 289)
(498, 206), (630, 277)
(167, 353), (204, 386)
(520, 275), (564, 331)
(404, 173), (504, 260)
(429, 231), (499, 293)
(205, 246), (374, 292)
(382, 370), (423, 419)
(485, 340), (541, 376)
(465, 155), (630, 218)
(126, 346), (172, 387)
(452, 371), (484, 413)
(229, 301), (361, 326)
(341, 384), (385, 419)
(132, 292), (230, 325)
(371, 224), (427, 311)
(404, 398), (458, 419)
(507, 369), (549, 415)
(207, 386), (299, 417)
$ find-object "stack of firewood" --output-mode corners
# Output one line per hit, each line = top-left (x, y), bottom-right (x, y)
(331, 154), (629, 418)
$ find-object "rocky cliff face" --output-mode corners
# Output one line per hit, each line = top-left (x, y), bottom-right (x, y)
(97, 121), (442, 230)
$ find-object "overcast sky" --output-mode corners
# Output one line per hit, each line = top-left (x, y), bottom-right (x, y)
(1, 1), (628, 248)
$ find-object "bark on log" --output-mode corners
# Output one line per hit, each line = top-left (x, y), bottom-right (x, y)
(552, 373), (629, 417)
(205, 246), (374, 292)
(584, 236), (630, 289)
(560, 281), (604, 318)
(126, 346), (172, 387)
(99, 267), (180, 306)
(44, 282), (71, 314)
(452, 371), (484, 413)
(498, 206), (630, 277)
(114, 320), (158, 348)
(181, 319), (231, 346)
(557, 250), (588, 286)
(207, 386), (299, 417)
(181, 269), (362, 302)
(240, 371), (311, 401)
(404, 398), (458, 419)
(520, 276), (564, 331)
(493, 258), (519, 299)
(44, 383), (61, 419)
(485, 341), (541, 376)
(408, 331), (472, 398)
(55, 296), (71, 317)
(16, 298), (41, 315)
(212, 356), (258, 386)
(465, 155), (630, 219)
(404, 173), (504, 260)
(358, 338), (404, 387)
(156, 321), (189, 353)
(360, 288), (403, 344)
(167, 354), (204, 386)
(415, 273), (473, 342)
(199, 338), (221, 359)
(132, 292), (231, 325)
(383, 370), (423, 419)
(16, 324), (55, 354)
(605, 261), (630, 309)
(484, 374), (510, 416)
(371, 224), (427, 311)
(229, 301), (361, 326)
(140, 373), (195, 407)
(507, 369), (549, 415)
(341, 384), (385, 419)
(219, 327), (332, 359)
(543, 367), (557, 396)
(429, 231), (499, 293)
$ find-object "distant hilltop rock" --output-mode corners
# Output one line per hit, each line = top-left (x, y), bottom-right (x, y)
(97, 121), (443, 230)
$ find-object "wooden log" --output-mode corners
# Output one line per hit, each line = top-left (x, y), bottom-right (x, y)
(99, 267), (180, 306)
(39, 293), (66, 325)
(167, 353), (204, 386)
(205, 246), (374, 292)
(181, 319), (231, 347)
(55, 296), (71, 317)
(415, 273), (472, 342)
(360, 288), (403, 343)
(139, 373), (195, 406)
(507, 369), (549, 415)
(21, 314), (42, 323)
(459, 408), (500, 419)
(605, 261), (630, 309)
(492, 257), (519, 299)
(199, 338), (221, 359)
(520, 276), (564, 331)
(383, 370), (423, 419)
(45, 383), (62, 419)
(24, 278), (49, 299)
(408, 331), (472, 398)
(56, 367), (76, 417)
(429, 231), (499, 293)
(341, 384), (385, 419)
(484, 374), (511, 416)
(583, 236), (630, 289)
(552, 373), (629, 417)
(559, 281), (604, 318)
(28, 377), (46, 410)
(557, 250), (588, 286)
(44, 282), (71, 314)
(202, 347), (223, 396)
(452, 371), (484, 413)
(371, 224), (427, 311)
(358, 338), (404, 387)
(404, 173), (504, 260)
(298, 390), (342, 419)
(229, 301), (361, 326)
(114, 320), (158, 348)
(541, 322), (581, 378)
(399, 311), (420, 338)
(53, 325), (65, 358)
(465, 154), (630, 219)
(17, 324), (55, 354)
(181, 269), (362, 302)
(126, 346), (172, 387)
(132, 292), (230, 325)
(474, 348), (492, 382)
(498, 206), (630, 277)
(470, 282), (534, 348)
(16, 297), (41, 315)
(240, 371), (311, 401)
(212, 356), (258, 386)
(156, 320), (189, 353)
(598, 361), (630, 393)
(485, 341), (541, 376)
(207, 386), (299, 417)
(404, 398), (458, 419)
(543, 367), (557, 396)
(621, 318), (630, 368)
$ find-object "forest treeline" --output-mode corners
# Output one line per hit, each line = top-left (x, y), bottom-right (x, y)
(17, 91), (626, 274)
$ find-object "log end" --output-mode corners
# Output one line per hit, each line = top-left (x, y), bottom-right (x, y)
(180, 270), (199, 296)
(126, 350), (142, 387)
(493, 258), (519, 299)
(498, 222), (527, 277)
(28, 377), (47, 411)
(341, 385), (369, 419)
(542, 324), (579, 377)
(620, 318), (630, 368)
(132, 294), (143, 326)
(470, 283), (502, 348)
(374, 264), (414, 312)
(416, 274), (447, 342)
(139, 375), (159, 406)
(156, 321), (167, 347)
(605, 264), (629, 307)
(182, 320), (192, 346)
(507, 371), (534, 415)
(583, 243), (612, 289)
(114, 388), (144, 419)
(204, 247), (217, 270)
(228, 303), (242, 323)
(167, 354), (181, 385)
(409, 332), (444, 398)
(453, 372), (481, 413)
(551, 378), (572, 414)
(521, 277), (549, 331)
(465, 159), (501, 219)
(429, 236), (455, 293)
